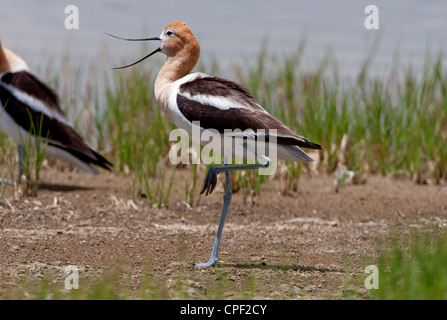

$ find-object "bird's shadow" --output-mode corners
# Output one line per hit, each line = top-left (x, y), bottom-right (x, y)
(38, 182), (94, 193)
(219, 263), (346, 273)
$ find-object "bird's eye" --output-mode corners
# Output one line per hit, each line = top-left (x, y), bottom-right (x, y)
(166, 30), (174, 37)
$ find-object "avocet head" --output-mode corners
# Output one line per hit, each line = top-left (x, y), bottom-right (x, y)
(107, 21), (200, 70)
(159, 21), (200, 59)
(0, 42), (29, 74)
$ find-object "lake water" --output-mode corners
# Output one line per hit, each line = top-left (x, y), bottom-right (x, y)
(1, 0), (446, 79)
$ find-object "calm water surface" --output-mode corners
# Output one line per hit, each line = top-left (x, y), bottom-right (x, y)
(1, 0), (446, 78)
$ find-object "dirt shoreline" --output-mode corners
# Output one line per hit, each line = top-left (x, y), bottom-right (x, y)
(1, 166), (446, 298)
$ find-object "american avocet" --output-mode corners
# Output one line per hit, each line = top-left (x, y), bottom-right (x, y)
(0, 42), (112, 183)
(108, 21), (321, 267)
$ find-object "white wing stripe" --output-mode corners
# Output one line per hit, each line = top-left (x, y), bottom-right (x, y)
(179, 91), (249, 111)
(0, 82), (71, 127)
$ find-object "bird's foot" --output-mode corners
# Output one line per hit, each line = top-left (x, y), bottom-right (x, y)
(196, 257), (217, 268)
(200, 167), (218, 196)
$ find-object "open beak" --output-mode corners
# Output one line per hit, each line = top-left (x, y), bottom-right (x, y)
(105, 33), (161, 69)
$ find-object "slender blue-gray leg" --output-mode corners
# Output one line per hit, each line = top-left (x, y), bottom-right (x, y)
(0, 177), (12, 185)
(0, 145), (24, 185)
(17, 145), (26, 181)
(197, 144), (271, 267)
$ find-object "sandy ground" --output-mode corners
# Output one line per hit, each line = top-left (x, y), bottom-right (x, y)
(0, 164), (446, 299)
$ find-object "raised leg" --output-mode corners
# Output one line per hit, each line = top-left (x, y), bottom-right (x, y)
(200, 144), (270, 196)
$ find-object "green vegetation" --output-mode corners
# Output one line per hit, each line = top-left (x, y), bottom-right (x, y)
(0, 261), (264, 300)
(0, 42), (446, 300)
(1, 42), (446, 200)
(2, 228), (447, 300)
(371, 228), (447, 300)
(19, 112), (50, 196)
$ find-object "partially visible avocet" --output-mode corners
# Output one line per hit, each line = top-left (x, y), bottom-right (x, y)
(0, 42), (112, 183)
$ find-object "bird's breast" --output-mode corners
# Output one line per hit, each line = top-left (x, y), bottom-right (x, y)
(154, 72), (207, 128)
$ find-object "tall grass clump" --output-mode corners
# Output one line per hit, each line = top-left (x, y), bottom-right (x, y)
(371, 228), (447, 300)
(19, 112), (50, 196)
(103, 64), (172, 174)
(99, 57), (179, 205)
(0, 42), (445, 199)
(231, 40), (446, 187)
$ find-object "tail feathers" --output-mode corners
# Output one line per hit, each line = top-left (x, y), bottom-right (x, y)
(276, 144), (316, 162)
(47, 141), (113, 174)
(275, 135), (322, 150)
(87, 149), (113, 172)
(287, 145), (315, 162)
(269, 134), (321, 162)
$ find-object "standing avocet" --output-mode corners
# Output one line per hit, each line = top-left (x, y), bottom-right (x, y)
(108, 21), (321, 267)
(0, 42), (112, 182)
